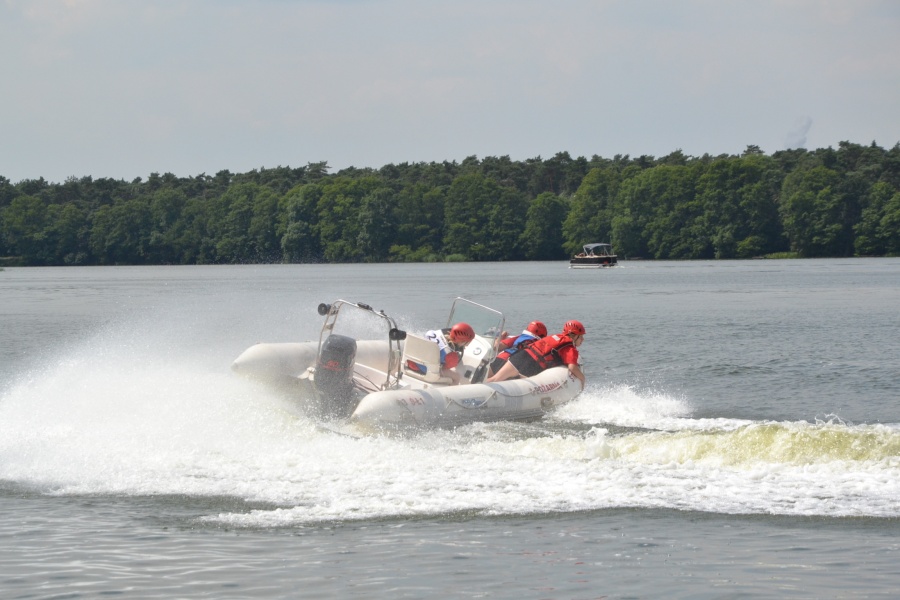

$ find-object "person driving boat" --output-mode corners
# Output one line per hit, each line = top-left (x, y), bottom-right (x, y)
(424, 322), (475, 385)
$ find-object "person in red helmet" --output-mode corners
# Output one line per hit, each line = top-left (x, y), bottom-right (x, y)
(486, 320), (586, 388)
(487, 321), (548, 377)
(424, 322), (475, 385)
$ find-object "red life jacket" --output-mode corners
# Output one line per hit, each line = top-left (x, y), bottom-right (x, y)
(523, 334), (575, 369)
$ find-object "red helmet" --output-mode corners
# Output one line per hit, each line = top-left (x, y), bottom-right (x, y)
(450, 322), (475, 343)
(526, 321), (547, 338)
(563, 320), (586, 336)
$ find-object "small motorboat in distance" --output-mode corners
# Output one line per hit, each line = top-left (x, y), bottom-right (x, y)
(231, 298), (584, 430)
(570, 243), (618, 268)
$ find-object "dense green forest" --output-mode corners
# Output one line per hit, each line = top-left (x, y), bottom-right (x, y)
(2, 141), (899, 266)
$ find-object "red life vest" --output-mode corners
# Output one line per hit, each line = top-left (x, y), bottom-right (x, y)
(523, 334), (575, 369)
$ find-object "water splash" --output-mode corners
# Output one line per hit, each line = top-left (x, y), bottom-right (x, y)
(3, 328), (899, 525)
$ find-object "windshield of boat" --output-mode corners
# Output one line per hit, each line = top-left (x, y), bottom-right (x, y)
(327, 301), (397, 342)
(446, 298), (505, 342)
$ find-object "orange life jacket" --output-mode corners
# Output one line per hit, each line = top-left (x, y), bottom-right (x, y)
(523, 334), (574, 369)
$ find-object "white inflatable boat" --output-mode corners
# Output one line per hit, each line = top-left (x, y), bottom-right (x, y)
(231, 298), (583, 429)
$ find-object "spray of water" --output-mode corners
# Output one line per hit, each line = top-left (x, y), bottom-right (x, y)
(3, 313), (899, 524)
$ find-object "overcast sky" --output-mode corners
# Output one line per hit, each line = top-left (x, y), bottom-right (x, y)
(3, 0), (899, 184)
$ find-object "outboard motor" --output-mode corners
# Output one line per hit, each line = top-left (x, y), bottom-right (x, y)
(314, 334), (358, 418)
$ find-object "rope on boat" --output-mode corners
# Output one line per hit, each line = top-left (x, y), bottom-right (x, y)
(446, 388), (498, 410)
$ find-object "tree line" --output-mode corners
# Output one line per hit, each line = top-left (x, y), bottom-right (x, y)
(1, 141), (899, 266)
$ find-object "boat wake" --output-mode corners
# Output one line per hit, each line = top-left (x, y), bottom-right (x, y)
(2, 328), (899, 525)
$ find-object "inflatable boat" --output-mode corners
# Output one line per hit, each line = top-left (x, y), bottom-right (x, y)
(231, 298), (583, 430)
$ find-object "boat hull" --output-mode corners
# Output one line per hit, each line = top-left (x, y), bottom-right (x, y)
(233, 341), (582, 428)
(569, 256), (617, 268)
(350, 366), (581, 430)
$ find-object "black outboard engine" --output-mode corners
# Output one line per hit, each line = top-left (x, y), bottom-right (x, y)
(314, 334), (358, 418)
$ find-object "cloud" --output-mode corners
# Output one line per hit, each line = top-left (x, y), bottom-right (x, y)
(2, 0), (899, 182)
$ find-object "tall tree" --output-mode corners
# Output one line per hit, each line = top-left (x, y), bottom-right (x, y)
(484, 186), (528, 260)
(89, 199), (152, 264)
(209, 183), (258, 262)
(45, 202), (88, 264)
(443, 173), (501, 260)
(780, 166), (849, 257)
(880, 191), (900, 255)
(148, 188), (188, 264)
(615, 164), (704, 259)
(562, 167), (619, 255)
(390, 184), (445, 262)
(279, 183), (323, 263)
(521, 192), (568, 260)
(696, 154), (784, 258)
(356, 187), (396, 262)
(316, 176), (386, 262)
(1, 195), (47, 263)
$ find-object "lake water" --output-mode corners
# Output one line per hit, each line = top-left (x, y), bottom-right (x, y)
(2, 259), (899, 598)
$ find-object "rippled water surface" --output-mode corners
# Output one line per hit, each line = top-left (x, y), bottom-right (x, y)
(2, 259), (900, 598)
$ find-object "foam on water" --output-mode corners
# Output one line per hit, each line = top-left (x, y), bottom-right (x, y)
(2, 322), (900, 526)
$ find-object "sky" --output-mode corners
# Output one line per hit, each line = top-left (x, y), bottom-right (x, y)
(2, 0), (899, 184)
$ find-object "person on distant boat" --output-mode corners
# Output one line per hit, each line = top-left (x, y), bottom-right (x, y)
(487, 321), (548, 377)
(486, 320), (586, 389)
(424, 322), (475, 385)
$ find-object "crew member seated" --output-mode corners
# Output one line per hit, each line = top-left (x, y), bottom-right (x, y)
(487, 320), (547, 377)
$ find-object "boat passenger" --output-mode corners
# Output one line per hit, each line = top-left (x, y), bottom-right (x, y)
(486, 320), (586, 389)
(487, 321), (547, 377)
(424, 322), (475, 385)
